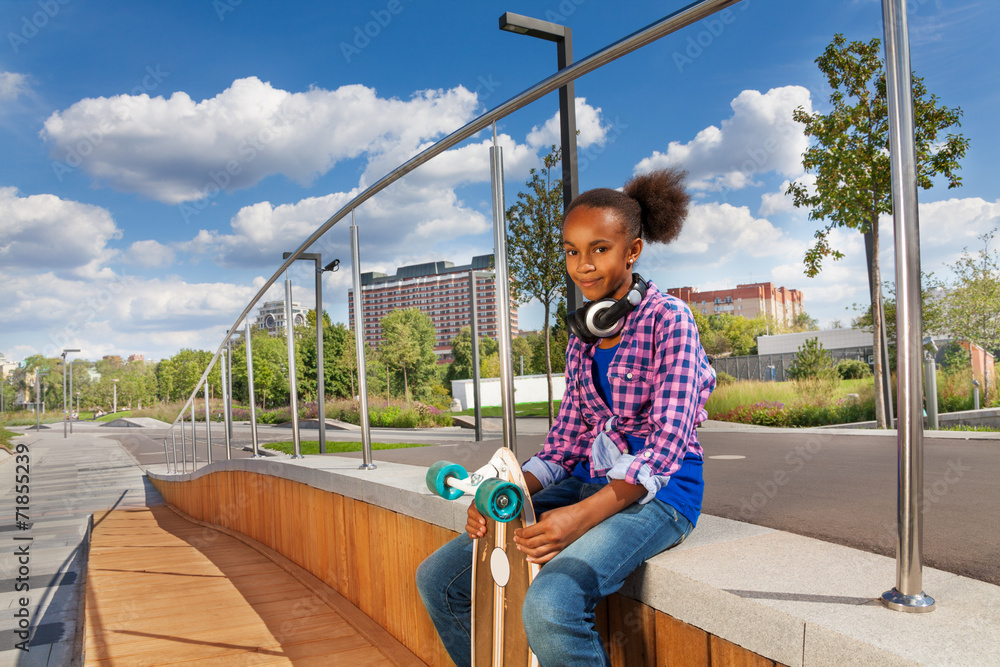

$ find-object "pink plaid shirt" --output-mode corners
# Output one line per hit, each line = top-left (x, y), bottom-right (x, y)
(533, 282), (715, 487)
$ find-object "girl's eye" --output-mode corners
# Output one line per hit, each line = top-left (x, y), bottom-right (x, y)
(594, 246), (607, 254)
(565, 249), (577, 256)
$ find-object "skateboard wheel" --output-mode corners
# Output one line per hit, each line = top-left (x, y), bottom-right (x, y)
(475, 478), (523, 523)
(426, 461), (468, 501)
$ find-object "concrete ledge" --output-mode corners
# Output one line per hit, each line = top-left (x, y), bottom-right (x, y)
(146, 456), (1000, 666)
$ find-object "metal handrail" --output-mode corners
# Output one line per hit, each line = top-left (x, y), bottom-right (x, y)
(160, 0), (741, 457)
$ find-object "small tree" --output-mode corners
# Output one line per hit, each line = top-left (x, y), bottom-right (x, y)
(787, 337), (835, 381)
(380, 308), (437, 403)
(942, 231), (1000, 355)
(787, 33), (968, 427)
(506, 145), (566, 424)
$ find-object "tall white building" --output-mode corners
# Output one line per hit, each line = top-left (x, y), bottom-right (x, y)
(254, 300), (308, 335)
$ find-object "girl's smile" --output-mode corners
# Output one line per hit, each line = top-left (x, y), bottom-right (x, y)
(563, 205), (642, 303)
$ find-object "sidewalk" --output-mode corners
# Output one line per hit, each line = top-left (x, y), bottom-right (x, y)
(0, 429), (161, 666)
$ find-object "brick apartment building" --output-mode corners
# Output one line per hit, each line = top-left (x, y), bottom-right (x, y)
(667, 282), (804, 326)
(348, 254), (518, 363)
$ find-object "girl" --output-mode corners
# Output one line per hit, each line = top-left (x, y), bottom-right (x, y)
(417, 168), (715, 666)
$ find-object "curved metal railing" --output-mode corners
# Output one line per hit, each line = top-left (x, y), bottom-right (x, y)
(159, 0), (740, 466)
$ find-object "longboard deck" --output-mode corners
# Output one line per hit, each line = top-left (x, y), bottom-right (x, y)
(471, 447), (540, 667)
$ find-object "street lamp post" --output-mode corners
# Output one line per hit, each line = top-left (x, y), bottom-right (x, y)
(500, 11), (583, 313)
(112, 379), (118, 414)
(283, 252), (339, 455)
(61, 348), (80, 437)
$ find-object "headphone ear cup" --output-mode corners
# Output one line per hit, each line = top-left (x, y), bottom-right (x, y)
(567, 305), (596, 344)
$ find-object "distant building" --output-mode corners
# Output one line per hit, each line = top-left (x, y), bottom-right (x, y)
(0, 353), (17, 380)
(255, 300), (308, 335)
(668, 282), (804, 326)
(127, 354), (144, 363)
(102, 355), (122, 367)
(348, 254), (518, 363)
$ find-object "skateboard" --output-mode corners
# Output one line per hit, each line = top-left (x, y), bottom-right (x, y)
(426, 447), (540, 667)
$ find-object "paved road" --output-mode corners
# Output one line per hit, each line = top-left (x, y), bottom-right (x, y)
(96, 418), (1000, 587)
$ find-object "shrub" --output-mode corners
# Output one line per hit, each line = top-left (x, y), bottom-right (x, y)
(714, 371), (736, 386)
(836, 358), (872, 380)
(787, 337), (836, 381)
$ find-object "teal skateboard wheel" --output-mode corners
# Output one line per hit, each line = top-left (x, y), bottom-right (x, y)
(426, 461), (468, 500)
(474, 478), (523, 523)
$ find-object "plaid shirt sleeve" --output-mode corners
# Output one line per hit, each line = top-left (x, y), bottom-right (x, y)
(533, 337), (591, 475)
(621, 300), (713, 484)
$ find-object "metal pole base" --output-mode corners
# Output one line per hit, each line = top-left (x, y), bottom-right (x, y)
(880, 588), (935, 613)
(290, 455), (305, 460)
(358, 463), (377, 470)
(250, 455), (265, 459)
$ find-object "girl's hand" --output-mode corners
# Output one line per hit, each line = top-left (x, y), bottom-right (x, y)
(466, 501), (487, 539)
(513, 504), (589, 564)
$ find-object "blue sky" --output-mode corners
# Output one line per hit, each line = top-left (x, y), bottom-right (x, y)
(1, 0), (997, 362)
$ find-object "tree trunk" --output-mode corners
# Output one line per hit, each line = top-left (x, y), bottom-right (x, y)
(871, 224), (888, 429)
(543, 303), (554, 426)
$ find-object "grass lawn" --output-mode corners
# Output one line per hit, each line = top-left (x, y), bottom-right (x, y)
(0, 427), (19, 453)
(264, 440), (435, 455)
(453, 400), (560, 418)
(705, 378), (872, 419)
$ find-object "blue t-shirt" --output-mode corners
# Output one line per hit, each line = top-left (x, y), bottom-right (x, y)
(570, 343), (704, 526)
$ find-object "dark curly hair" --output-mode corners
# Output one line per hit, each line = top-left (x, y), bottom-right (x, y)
(565, 168), (689, 244)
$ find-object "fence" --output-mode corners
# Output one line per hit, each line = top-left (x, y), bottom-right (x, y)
(713, 346), (874, 382)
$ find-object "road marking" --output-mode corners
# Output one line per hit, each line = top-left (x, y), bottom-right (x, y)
(709, 455), (746, 460)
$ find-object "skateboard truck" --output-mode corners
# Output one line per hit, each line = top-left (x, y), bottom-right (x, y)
(426, 458), (524, 523)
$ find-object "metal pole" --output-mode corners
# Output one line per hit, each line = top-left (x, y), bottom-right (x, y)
(68, 360), (73, 419)
(880, 0), (934, 613)
(469, 270), (483, 442)
(489, 127), (518, 457)
(162, 436), (171, 474)
(34, 373), (40, 431)
(204, 383), (213, 464)
(350, 211), (376, 470)
(220, 348), (232, 460)
(973, 380), (980, 410)
(62, 353), (67, 437)
(180, 417), (187, 473)
(245, 319), (261, 457)
(285, 273), (303, 458)
(226, 338), (234, 441)
(171, 432), (178, 474)
(315, 257), (327, 453)
(190, 402), (197, 470)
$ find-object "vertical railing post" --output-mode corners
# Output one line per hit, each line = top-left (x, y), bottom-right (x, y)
(221, 347), (232, 460)
(190, 402), (197, 471)
(489, 124), (518, 458)
(285, 273), (303, 458)
(880, 0), (934, 613)
(245, 319), (261, 457)
(171, 432), (178, 474)
(469, 270), (483, 442)
(226, 337), (234, 441)
(350, 211), (376, 470)
(204, 383), (213, 464)
(180, 418), (187, 473)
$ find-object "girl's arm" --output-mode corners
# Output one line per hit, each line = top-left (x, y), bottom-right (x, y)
(513, 479), (645, 564)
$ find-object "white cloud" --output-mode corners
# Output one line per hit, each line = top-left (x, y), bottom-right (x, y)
(41, 77), (481, 204)
(0, 72), (29, 101)
(125, 240), (175, 268)
(0, 187), (121, 277)
(759, 175), (816, 217)
(634, 86), (812, 191)
(526, 98), (610, 150)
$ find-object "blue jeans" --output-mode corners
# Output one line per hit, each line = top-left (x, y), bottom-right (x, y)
(416, 476), (693, 666)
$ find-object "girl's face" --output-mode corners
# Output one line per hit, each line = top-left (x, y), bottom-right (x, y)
(563, 205), (642, 303)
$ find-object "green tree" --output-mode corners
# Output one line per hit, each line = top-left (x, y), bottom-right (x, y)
(511, 336), (533, 375)
(787, 337), (836, 381)
(380, 308), (437, 403)
(506, 145), (566, 424)
(852, 273), (946, 355)
(688, 309), (768, 357)
(786, 33), (968, 427)
(942, 231), (1000, 355)
(446, 327), (499, 383)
